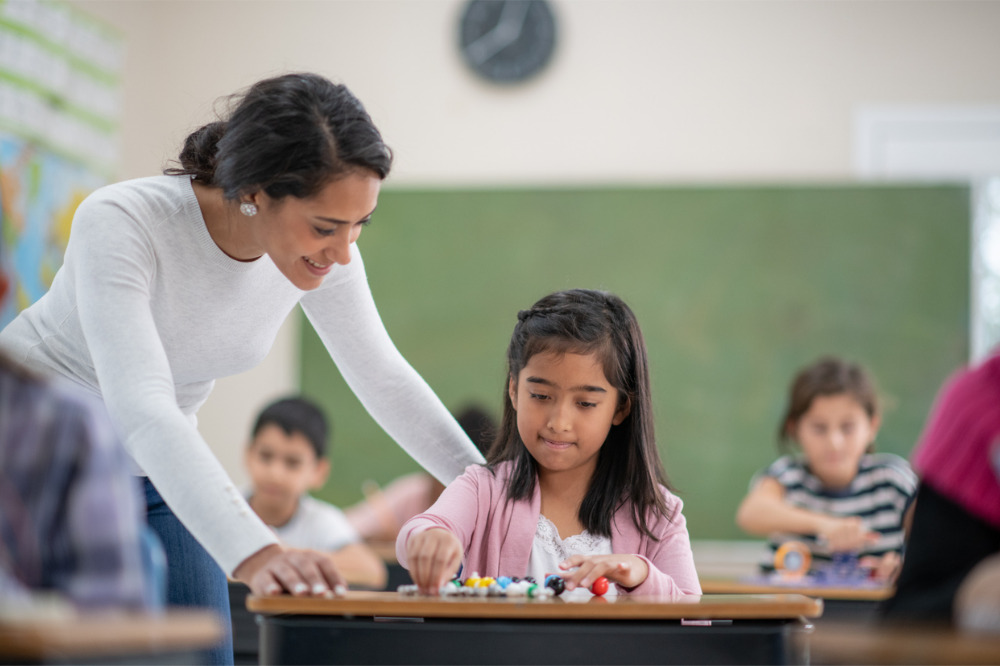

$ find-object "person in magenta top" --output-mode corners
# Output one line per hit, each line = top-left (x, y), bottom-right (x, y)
(396, 289), (701, 598)
(883, 348), (1000, 623)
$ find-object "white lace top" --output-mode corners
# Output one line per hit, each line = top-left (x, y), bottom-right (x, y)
(526, 514), (617, 598)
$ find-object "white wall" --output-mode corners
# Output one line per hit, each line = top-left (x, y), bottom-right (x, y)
(71, 0), (1000, 485)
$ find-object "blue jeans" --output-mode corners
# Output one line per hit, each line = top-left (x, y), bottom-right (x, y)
(144, 478), (233, 665)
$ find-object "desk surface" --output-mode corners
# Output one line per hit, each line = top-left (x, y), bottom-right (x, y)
(700, 577), (893, 601)
(0, 610), (223, 661)
(806, 623), (1000, 665)
(247, 590), (822, 620)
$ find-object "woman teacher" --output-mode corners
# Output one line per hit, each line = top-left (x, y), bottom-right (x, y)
(0, 73), (484, 663)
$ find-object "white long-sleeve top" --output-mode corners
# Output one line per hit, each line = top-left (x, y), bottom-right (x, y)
(0, 175), (485, 574)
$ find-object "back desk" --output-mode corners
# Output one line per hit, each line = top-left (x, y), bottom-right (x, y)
(700, 578), (893, 623)
(806, 623), (1000, 665)
(247, 590), (822, 665)
(0, 610), (223, 665)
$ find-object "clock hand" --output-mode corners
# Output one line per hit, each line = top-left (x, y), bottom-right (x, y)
(498, 0), (531, 39)
(464, 0), (532, 66)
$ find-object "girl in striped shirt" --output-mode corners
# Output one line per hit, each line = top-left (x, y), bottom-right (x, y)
(736, 357), (917, 582)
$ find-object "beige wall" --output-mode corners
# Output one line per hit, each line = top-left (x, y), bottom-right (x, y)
(72, 0), (1000, 486)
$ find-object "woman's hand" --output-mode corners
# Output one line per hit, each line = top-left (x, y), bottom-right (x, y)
(817, 516), (879, 553)
(233, 543), (346, 597)
(406, 527), (463, 594)
(559, 554), (649, 591)
(860, 551), (902, 583)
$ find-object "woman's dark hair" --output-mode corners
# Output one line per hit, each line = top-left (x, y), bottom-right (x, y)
(252, 395), (329, 460)
(165, 72), (392, 201)
(778, 356), (881, 452)
(487, 289), (672, 540)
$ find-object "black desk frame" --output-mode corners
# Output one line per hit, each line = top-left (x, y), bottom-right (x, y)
(258, 614), (812, 665)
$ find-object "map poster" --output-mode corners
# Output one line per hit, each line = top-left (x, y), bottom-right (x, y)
(0, 0), (122, 327)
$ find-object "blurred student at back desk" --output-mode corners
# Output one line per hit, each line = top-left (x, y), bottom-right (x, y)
(0, 252), (156, 613)
(345, 404), (496, 550)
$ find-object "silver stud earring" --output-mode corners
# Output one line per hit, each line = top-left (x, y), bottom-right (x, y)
(240, 202), (258, 217)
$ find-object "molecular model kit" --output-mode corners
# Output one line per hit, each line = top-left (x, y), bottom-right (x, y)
(398, 573), (610, 599)
(761, 541), (884, 588)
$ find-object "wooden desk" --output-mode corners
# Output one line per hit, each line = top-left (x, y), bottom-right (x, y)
(700, 577), (893, 601)
(701, 576), (892, 623)
(0, 610), (223, 665)
(248, 591), (822, 665)
(804, 622), (1000, 665)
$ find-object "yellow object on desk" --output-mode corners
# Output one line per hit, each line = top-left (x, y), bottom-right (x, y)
(774, 541), (812, 578)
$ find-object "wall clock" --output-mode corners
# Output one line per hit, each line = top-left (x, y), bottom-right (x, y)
(458, 0), (557, 84)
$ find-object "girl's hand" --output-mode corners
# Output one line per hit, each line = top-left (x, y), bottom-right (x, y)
(817, 516), (879, 552)
(559, 554), (649, 591)
(233, 543), (346, 597)
(406, 527), (463, 594)
(860, 551), (902, 583)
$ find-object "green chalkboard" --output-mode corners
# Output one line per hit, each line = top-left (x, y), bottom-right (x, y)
(301, 184), (970, 539)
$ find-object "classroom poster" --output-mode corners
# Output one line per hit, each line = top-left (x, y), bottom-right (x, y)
(0, 0), (122, 327)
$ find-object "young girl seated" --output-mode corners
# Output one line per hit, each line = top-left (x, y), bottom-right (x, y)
(395, 289), (701, 598)
(736, 356), (918, 581)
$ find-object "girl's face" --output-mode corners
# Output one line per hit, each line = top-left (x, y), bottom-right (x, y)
(249, 170), (380, 291)
(509, 350), (629, 483)
(791, 392), (880, 489)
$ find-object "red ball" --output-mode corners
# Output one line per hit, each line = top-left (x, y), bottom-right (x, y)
(590, 576), (609, 596)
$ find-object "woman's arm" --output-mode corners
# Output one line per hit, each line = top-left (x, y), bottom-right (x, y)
(66, 194), (342, 596)
(69, 195), (280, 575)
(300, 246), (484, 485)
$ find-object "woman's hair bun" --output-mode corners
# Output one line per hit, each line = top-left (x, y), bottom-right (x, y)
(173, 121), (227, 182)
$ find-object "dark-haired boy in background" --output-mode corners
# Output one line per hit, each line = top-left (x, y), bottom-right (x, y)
(244, 396), (386, 589)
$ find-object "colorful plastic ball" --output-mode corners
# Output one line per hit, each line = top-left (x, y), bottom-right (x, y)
(590, 576), (609, 596)
(544, 575), (565, 596)
(497, 576), (512, 589)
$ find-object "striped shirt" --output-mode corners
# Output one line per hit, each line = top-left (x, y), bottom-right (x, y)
(755, 453), (917, 567)
(913, 350), (1000, 529)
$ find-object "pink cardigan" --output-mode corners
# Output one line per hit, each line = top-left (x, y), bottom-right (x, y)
(396, 462), (702, 598)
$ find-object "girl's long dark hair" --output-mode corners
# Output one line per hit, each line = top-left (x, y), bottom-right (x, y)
(487, 289), (673, 540)
(165, 72), (393, 201)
